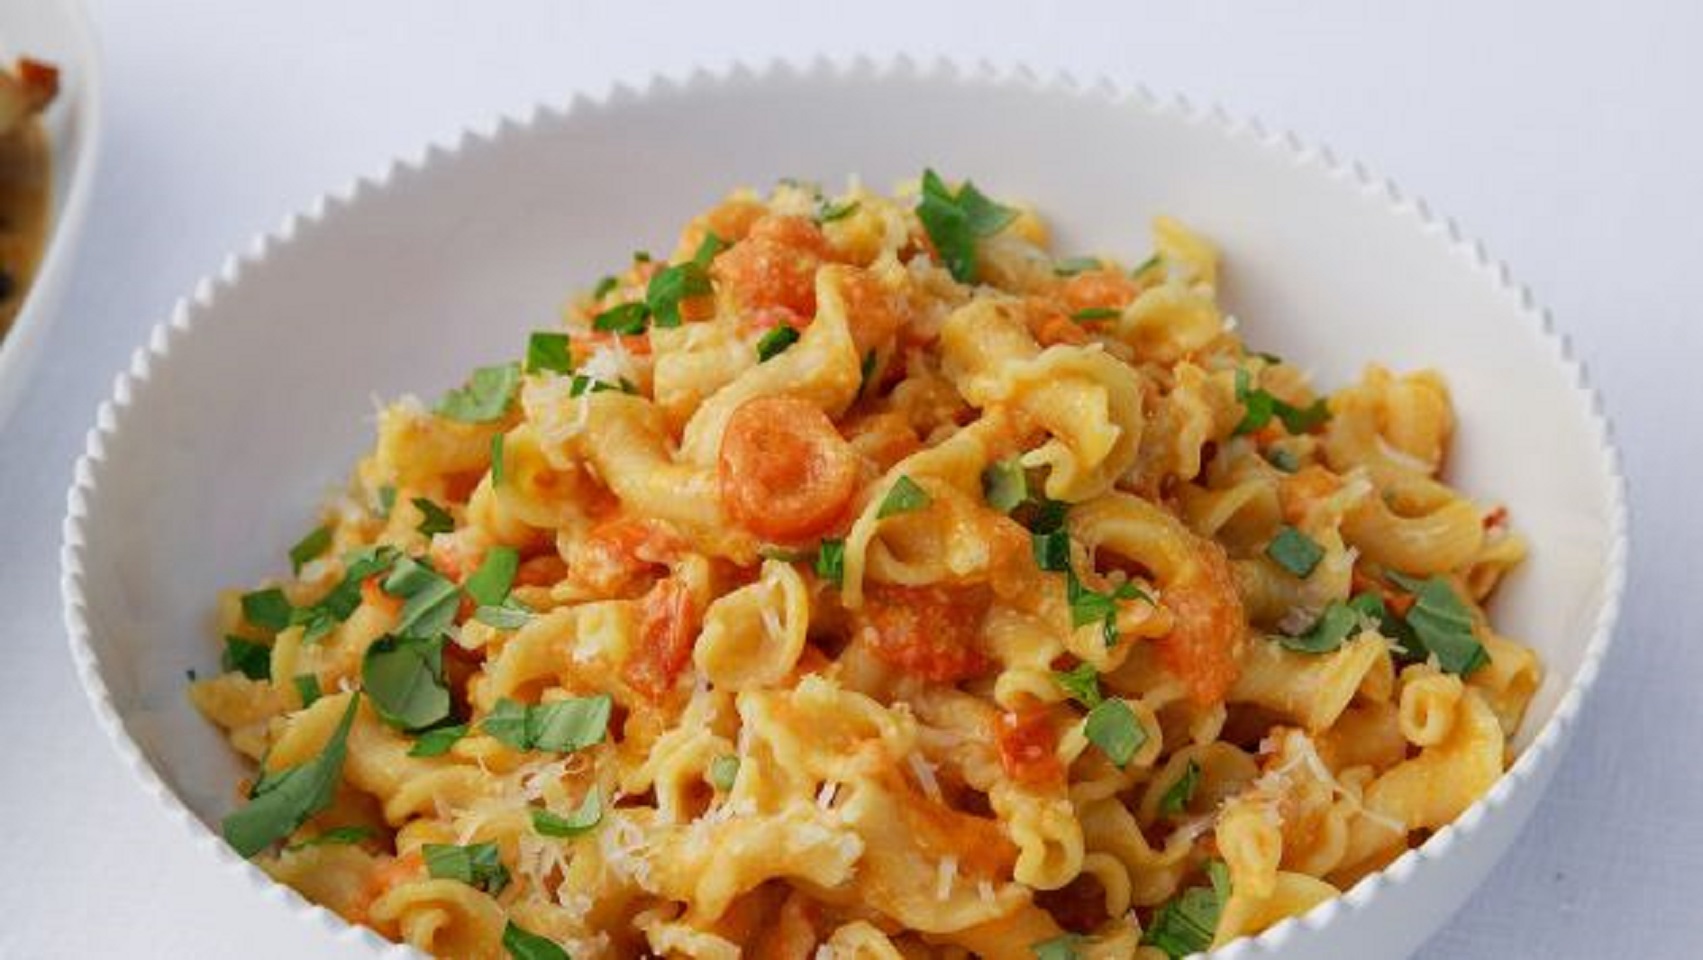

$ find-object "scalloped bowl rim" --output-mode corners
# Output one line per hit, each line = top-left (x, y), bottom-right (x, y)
(59, 55), (1629, 959)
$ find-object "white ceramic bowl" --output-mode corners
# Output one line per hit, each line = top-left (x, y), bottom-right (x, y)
(0, 0), (102, 422)
(61, 60), (1627, 958)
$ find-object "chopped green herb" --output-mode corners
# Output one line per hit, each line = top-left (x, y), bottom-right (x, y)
(755, 324), (800, 362)
(1084, 698), (1146, 768)
(490, 432), (507, 485)
(531, 790), (602, 838)
(1159, 759), (1201, 816)
(1264, 447), (1301, 473)
(817, 198), (860, 223)
(857, 348), (879, 398)
(1266, 525), (1325, 578)
(644, 234), (721, 329)
(408, 723), (468, 758)
(1051, 662), (1103, 709)
(287, 825), (374, 850)
(815, 538), (846, 587)
(293, 673), (322, 706)
(1070, 306), (1120, 322)
(1278, 600), (1363, 654)
(503, 921), (569, 960)
(1276, 398), (1331, 434)
(592, 275), (619, 301)
(1026, 498), (1069, 534)
(757, 545), (810, 563)
(222, 636), (272, 681)
(362, 634), (450, 731)
(377, 485), (397, 519)
(221, 693), (358, 857)
(423, 841), (510, 895)
(1066, 572), (1148, 629)
(1346, 591), (1422, 660)
(592, 301), (650, 335)
(1388, 573), (1490, 675)
(981, 457), (1029, 513)
(632, 250), (651, 263)
(1052, 256), (1101, 277)
(1031, 934), (1084, 960)
(464, 546), (520, 608)
(482, 695), (612, 753)
(525, 332), (574, 375)
(1032, 529), (1071, 572)
(475, 602), (534, 629)
(1253, 351), (1284, 365)
(291, 546), (401, 643)
(435, 363), (520, 423)
(1141, 861), (1230, 959)
(916, 169), (1018, 283)
(241, 588), (294, 632)
(877, 475), (931, 519)
(708, 754), (740, 791)
(1131, 252), (1162, 277)
(289, 526), (332, 575)
(1234, 368), (1332, 437)
(411, 497), (455, 536)
(382, 556), (460, 640)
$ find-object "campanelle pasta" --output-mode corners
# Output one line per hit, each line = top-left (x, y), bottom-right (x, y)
(191, 174), (1538, 959)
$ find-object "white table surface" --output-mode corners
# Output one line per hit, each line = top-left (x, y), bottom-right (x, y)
(2, 1), (1698, 956)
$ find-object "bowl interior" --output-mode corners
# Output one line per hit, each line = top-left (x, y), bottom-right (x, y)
(70, 65), (1621, 943)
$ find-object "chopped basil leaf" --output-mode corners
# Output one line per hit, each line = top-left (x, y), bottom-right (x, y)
(1032, 529), (1071, 572)
(1070, 306), (1120, 322)
(412, 497), (455, 536)
(1234, 368), (1332, 437)
(435, 362), (520, 423)
(292, 546), (401, 643)
(1031, 934), (1084, 960)
(482, 695), (612, 753)
(1266, 525), (1324, 578)
(758, 545), (811, 563)
(1027, 498), (1069, 535)
(464, 546), (519, 608)
(1131, 252), (1162, 277)
(632, 250), (651, 263)
(817, 198), (860, 223)
(503, 921), (569, 960)
(1264, 447), (1301, 473)
(1084, 698), (1146, 768)
(857, 348), (878, 398)
(981, 457), (1028, 513)
(916, 169), (1018, 283)
(592, 300), (650, 335)
(382, 556), (461, 640)
(1347, 591), (1422, 661)
(221, 693), (358, 857)
(423, 841), (510, 895)
(1253, 350), (1284, 365)
(645, 239), (718, 329)
(1142, 862), (1229, 958)
(475, 601), (534, 629)
(592, 275), (618, 300)
(1388, 573), (1490, 675)
(531, 790), (602, 838)
(289, 525), (332, 575)
(1051, 662), (1103, 709)
(755, 324), (800, 362)
(877, 475), (931, 519)
(408, 723), (468, 758)
(1052, 256), (1101, 277)
(287, 825), (374, 850)
(1279, 600), (1362, 654)
(490, 432), (506, 485)
(241, 588), (293, 632)
(815, 538), (846, 587)
(377, 485), (397, 519)
(1159, 759), (1200, 816)
(222, 636), (271, 681)
(708, 754), (740, 791)
(525, 332), (574, 375)
(293, 673), (322, 706)
(1276, 397), (1331, 433)
(362, 634), (450, 731)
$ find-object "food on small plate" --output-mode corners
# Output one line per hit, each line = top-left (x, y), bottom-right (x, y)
(0, 55), (57, 337)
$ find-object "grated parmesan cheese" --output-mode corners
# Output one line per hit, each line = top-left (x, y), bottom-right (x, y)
(977, 879), (995, 903)
(935, 855), (957, 901)
(816, 780), (839, 811)
(907, 752), (943, 802)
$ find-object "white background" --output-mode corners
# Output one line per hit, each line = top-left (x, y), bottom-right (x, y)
(1, 1), (1698, 957)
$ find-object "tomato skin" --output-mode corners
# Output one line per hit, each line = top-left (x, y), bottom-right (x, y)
(996, 708), (1064, 786)
(851, 583), (992, 683)
(717, 395), (860, 543)
(570, 516), (683, 595)
(838, 267), (906, 355)
(623, 578), (700, 702)
(1059, 268), (1139, 314)
(711, 215), (828, 320)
